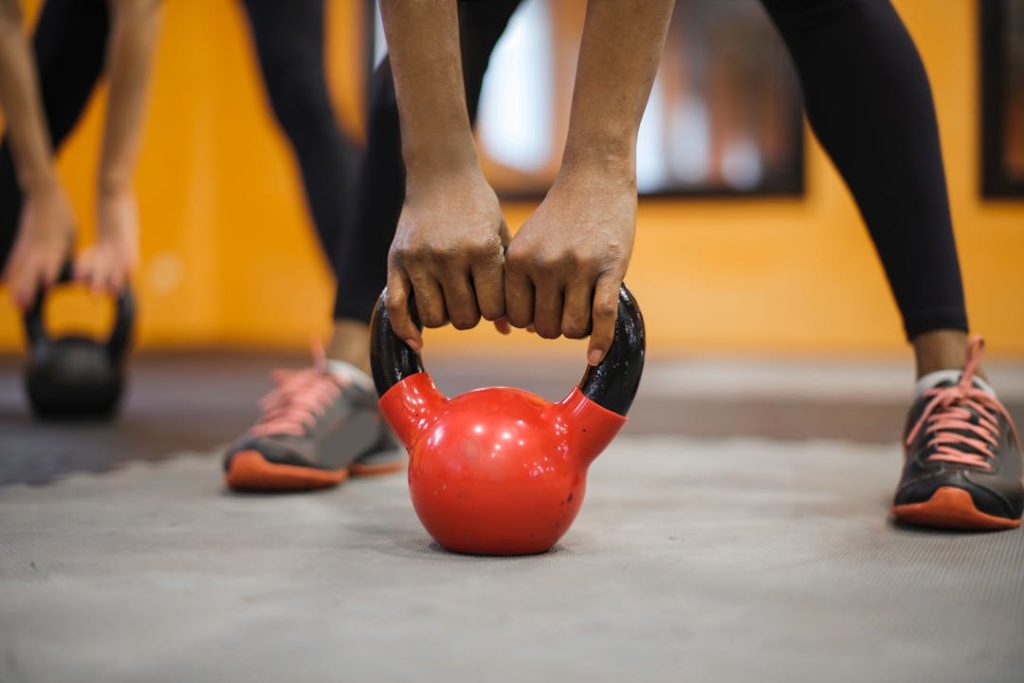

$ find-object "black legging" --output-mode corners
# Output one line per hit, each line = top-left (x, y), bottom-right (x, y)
(337, 0), (968, 341)
(242, 0), (357, 277)
(760, 0), (967, 339)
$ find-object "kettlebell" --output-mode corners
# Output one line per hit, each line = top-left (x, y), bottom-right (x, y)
(22, 265), (134, 420)
(370, 284), (645, 555)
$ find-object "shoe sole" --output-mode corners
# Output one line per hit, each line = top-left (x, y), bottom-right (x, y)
(225, 449), (406, 492)
(225, 450), (350, 492)
(350, 457), (407, 477)
(892, 486), (1021, 531)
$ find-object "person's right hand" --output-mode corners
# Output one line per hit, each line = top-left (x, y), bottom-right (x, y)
(386, 168), (509, 350)
(75, 187), (140, 295)
(3, 181), (76, 310)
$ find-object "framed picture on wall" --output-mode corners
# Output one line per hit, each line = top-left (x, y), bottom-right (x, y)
(981, 0), (1024, 197)
(473, 0), (805, 199)
(365, 0), (805, 199)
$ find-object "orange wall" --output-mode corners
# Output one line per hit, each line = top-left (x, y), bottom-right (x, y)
(0, 0), (1021, 357)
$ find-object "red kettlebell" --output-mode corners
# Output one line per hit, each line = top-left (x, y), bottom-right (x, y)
(370, 285), (645, 556)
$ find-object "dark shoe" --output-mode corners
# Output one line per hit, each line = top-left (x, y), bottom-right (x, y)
(224, 355), (405, 492)
(892, 337), (1022, 530)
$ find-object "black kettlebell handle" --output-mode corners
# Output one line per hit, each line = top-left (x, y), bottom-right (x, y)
(23, 263), (135, 363)
(370, 284), (645, 417)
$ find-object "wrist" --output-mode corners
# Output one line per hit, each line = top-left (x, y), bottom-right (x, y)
(97, 174), (132, 199)
(404, 149), (485, 194)
(560, 135), (636, 188)
(556, 154), (636, 194)
(402, 134), (480, 181)
(19, 163), (61, 195)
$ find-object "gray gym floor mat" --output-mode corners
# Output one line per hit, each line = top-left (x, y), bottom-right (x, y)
(1, 437), (1021, 683)
(3, 352), (1023, 487)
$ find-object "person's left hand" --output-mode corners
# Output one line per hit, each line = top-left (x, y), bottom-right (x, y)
(504, 167), (637, 366)
(75, 188), (140, 294)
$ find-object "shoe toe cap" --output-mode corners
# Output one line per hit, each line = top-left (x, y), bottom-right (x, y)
(896, 470), (1020, 519)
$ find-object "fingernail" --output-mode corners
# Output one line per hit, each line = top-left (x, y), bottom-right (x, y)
(404, 338), (421, 351)
(588, 348), (604, 366)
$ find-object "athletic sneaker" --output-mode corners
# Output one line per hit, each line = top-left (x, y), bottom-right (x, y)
(224, 350), (405, 492)
(892, 336), (1022, 530)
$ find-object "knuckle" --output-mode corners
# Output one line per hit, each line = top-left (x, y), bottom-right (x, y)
(434, 246), (461, 264)
(505, 308), (531, 328)
(593, 300), (618, 319)
(418, 304), (445, 328)
(504, 246), (528, 273)
(535, 321), (561, 339)
(467, 240), (497, 263)
(386, 296), (408, 317)
(559, 250), (580, 269)
(450, 312), (480, 331)
(478, 298), (505, 321)
(578, 253), (603, 272)
(529, 251), (557, 273)
(404, 246), (432, 265)
(562, 320), (590, 340)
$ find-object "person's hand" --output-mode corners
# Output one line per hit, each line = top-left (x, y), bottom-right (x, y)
(75, 188), (140, 295)
(505, 168), (636, 366)
(3, 180), (76, 309)
(386, 169), (509, 350)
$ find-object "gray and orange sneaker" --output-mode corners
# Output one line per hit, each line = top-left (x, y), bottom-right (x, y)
(224, 352), (405, 492)
(892, 336), (1022, 530)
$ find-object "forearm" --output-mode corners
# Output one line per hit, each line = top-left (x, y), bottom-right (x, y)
(0, 0), (58, 192)
(561, 0), (674, 178)
(378, 0), (478, 181)
(97, 0), (161, 196)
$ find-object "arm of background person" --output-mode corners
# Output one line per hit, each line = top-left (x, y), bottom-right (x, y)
(504, 0), (674, 365)
(0, 0), (75, 308)
(76, 0), (162, 294)
(378, 0), (508, 351)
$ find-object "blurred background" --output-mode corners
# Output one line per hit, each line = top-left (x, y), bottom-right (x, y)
(0, 0), (1021, 358)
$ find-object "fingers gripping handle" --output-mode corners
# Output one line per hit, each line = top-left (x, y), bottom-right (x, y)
(370, 288), (425, 398)
(369, 284), (645, 417)
(576, 284), (645, 416)
(22, 263), (135, 362)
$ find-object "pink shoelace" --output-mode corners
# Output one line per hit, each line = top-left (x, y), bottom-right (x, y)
(905, 336), (1019, 470)
(249, 341), (351, 438)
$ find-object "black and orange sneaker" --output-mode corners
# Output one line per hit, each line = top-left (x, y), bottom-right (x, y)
(892, 337), (1023, 530)
(223, 349), (405, 492)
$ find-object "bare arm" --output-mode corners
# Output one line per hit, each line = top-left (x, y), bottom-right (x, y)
(378, 0), (507, 348)
(0, 0), (55, 193)
(77, 0), (162, 293)
(97, 0), (161, 195)
(562, 0), (674, 179)
(505, 0), (674, 364)
(0, 0), (75, 307)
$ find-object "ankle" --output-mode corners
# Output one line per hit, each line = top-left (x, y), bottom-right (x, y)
(326, 319), (371, 375)
(912, 329), (985, 380)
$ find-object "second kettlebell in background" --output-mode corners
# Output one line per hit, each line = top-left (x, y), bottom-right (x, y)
(22, 266), (135, 421)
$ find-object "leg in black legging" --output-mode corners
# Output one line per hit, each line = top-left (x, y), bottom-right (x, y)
(241, 0), (358, 277)
(0, 0), (109, 268)
(759, 0), (967, 341)
(333, 0), (524, 324)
